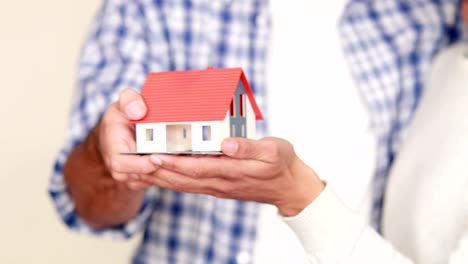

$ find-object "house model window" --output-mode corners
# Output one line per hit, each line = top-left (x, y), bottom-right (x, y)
(202, 125), (211, 141)
(230, 98), (235, 117)
(239, 94), (244, 117)
(146, 128), (154, 141)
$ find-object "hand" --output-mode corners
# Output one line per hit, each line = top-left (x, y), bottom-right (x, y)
(142, 137), (325, 216)
(96, 88), (159, 191)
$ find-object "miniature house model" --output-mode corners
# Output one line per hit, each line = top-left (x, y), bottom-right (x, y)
(133, 67), (264, 153)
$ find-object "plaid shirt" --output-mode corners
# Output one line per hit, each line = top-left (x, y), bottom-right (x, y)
(340, 0), (466, 230)
(49, 0), (269, 263)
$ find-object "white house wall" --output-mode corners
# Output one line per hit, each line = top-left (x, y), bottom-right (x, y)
(191, 120), (225, 151)
(137, 119), (231, 152)
(220, 111), (231, 141)
(136, 123), (166, 152)
(246, 98), (257, 139)
(136, 103), (256, 153)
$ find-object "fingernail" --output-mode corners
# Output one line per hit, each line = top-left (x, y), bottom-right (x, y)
(223, 139), (238, 155)
(150, 155), (162, 166)
(126, 101), (145, 119)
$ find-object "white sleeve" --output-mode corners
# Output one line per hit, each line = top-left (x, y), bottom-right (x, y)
(282, 186), (412, 264)
(449, 224), (468, 263)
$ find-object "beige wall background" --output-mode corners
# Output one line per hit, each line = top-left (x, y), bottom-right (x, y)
(0, 1), (139, 263)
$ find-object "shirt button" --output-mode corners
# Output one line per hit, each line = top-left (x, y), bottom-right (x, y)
(236, 251), (251, 264)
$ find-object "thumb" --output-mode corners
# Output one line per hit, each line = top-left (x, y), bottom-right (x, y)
(222, 137), (266, 160)
(118, 88), (147, 120)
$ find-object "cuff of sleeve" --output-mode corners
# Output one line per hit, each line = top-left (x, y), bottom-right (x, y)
(282, 184), (367, 261)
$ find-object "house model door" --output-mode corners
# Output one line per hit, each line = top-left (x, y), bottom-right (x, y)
(166, 124), (192, 152)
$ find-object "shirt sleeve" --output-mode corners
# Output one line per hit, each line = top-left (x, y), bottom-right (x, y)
(48, 0), (156, 239)
(282, 185), (413, 264)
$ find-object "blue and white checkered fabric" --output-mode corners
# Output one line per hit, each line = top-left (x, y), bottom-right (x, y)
(49, 0), (270, 263)
(339, 0), (466, 230)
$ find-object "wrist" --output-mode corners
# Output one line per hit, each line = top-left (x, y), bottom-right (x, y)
(276, 158), (325, 217)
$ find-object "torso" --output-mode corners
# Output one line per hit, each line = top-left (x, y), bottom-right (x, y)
(383, 43), (468, 264)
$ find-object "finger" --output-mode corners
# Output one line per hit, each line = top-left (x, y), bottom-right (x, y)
(118, 88), (147, 120)
(99, 113), (159, 175)
(112, 172), (134, 182)
(101, 125), (159, 174)
(150, 154), (244, 179)
(221, 137), (284, 163)
(106, 154), (160, 175)
(140, 169), (232, 197)
(126, 180), (152, 191)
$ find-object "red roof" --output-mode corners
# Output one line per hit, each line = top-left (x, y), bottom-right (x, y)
(134, 67), (264, 123)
